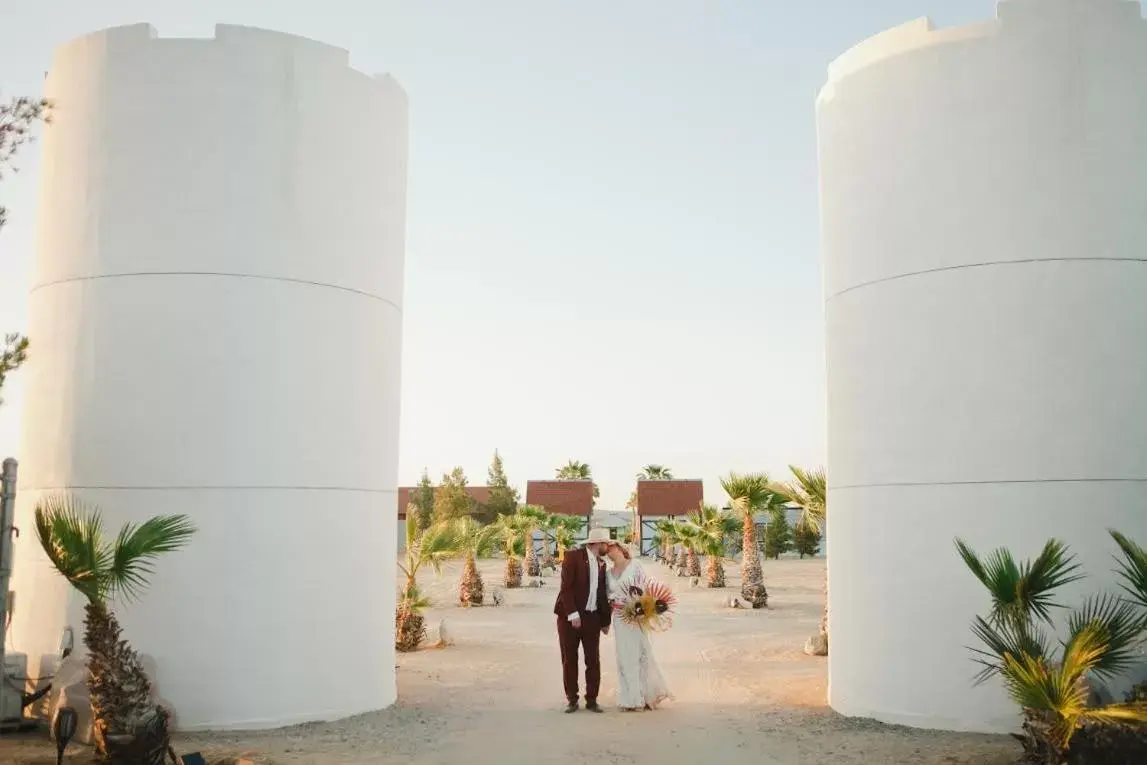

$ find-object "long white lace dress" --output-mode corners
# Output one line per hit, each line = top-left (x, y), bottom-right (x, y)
(607, 559), (672, 710)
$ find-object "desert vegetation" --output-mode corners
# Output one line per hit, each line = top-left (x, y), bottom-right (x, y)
(33, 494), (195, 763)
(956, 530), (1147, 764)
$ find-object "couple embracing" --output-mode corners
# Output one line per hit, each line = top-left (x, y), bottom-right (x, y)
(553, 528), (671, 713)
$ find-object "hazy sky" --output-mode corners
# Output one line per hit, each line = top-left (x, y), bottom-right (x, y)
(0, 0), (1004, 509)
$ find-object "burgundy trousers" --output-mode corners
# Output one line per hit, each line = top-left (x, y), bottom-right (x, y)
(556, 611), (602, 704)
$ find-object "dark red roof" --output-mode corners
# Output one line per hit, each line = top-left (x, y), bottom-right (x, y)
(526, 480), (594, 517)
(397, 485), (493, 518)
(635, 479), (703, 517)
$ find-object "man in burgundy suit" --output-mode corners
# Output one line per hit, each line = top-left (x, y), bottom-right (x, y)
(554, 527), (613, 713)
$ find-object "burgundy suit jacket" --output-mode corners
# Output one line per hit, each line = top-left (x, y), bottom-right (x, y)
(554, 546), (611, 627)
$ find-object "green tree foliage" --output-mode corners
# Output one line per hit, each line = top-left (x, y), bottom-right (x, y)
(484, 449), (520, 521)
(0, 96), (51, 405)
(432, 467), (473, 522)
(793, 520), (821, 558)
(956, 532), (1147, 761)
(412, 468), (435, 531)
(762, 506), (792, 560)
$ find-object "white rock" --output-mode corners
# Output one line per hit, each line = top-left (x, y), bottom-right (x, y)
(803, 633), (829, 656)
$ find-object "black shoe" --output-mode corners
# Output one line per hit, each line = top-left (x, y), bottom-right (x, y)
(564, 701), (578, 714)
(585, 701), (603, 713)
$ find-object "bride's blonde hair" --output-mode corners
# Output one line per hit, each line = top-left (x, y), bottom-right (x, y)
(612, 542), (631, 560)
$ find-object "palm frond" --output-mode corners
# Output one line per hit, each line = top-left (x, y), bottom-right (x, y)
(405, 513), (419, 549)
(719, 471), (775, 519)
(956, 537), (1081, 627)
(1065, 593), (1143, 681)
(1020, 539), (1086, 623)
(998, 651), (1087, 749)
(1109, 529), (1147, 611)
(33, 495), (110, 603)
(108, 514), (196, 602)
(453, 516), (502, 558)
(1079, 702), (1147, 727)
(769, 466), (826, 532)
(968, 613), (1051, 685)
(416, 521), (463, 573)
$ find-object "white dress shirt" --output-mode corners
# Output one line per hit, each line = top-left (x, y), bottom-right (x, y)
(568, 547), (599, 622)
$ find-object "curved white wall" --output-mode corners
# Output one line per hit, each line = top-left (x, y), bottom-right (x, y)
(8, 23), (407, 730)
(819, 0), (1147, 733)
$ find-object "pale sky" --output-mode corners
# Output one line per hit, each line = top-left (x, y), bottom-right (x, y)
(0, 0), (1003, 509)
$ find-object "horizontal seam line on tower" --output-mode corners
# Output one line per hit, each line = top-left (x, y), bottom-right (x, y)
(29, 272), (402, 310)
(20, 485), (399, 493)
(827, 257), (1147, 300)
(830, 477), (1147, 490)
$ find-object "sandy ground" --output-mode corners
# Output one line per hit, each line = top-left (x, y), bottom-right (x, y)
(4, 557), (1020, 765)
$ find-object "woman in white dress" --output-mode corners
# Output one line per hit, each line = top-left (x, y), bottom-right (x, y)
(604, 542), (672, 711)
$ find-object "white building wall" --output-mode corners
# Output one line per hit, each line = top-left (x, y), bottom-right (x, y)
(819, 0), (1147, 733)
(8, 23), (407, 730)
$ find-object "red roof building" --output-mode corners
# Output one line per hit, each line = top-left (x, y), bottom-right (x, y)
(635, 479), (703, 517)
(525, 479), (594, 519)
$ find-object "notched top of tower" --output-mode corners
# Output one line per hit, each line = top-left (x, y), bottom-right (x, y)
(820, 0), (1143, 101)
(54, 22), (405, 97)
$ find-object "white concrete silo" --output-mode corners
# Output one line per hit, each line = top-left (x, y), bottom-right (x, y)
(819, 0), (1147, 733)
(9, 23), (407, 729)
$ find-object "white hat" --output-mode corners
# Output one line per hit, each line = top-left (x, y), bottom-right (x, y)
(580, 528), (611, 546)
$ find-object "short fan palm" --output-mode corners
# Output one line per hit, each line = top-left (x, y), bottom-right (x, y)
(957, 532), (1147, 762)
(687, 504), (738, 588)
(495, 514), (531, 588)
(397, 516), (460, 651)
(34, 495), (195, 760)
(515, 505), (548, 577)
(453, 517), (500, 606)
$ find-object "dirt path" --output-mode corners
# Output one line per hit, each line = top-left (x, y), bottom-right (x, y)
(5, 558), (1020, 765)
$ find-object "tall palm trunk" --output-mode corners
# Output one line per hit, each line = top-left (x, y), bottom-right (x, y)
(541, 534), (556, 571)
(525, 534), (540, 577)
(705, 556), (726, 588)
(84, 602), (153, 758)
(740, 515), (768, 608)
(686, 548), (701, 578)
(395, 598), (425, 652)
(675, 546), (688, 571)
(459, 553), (484, 606)
(504, 555), (523, 588)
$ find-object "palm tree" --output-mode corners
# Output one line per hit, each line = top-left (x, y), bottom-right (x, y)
(653, 519), (678, 564)
(687, 504), (739, 588)
(771, 466), (825, 533)
(720, 471), (778, 609)
(515, 505), (548, 577)
(538, 513), (558, 570)
(33, 495), (196, 759)
(495, 514), (530, 588)
(636, 464), (674, 480)
(771, 465), (828, 640)
(555, 459), (600, 507)
(551, 515), (585, 562)
(662, 519), (688, 571)
(397, 515), (460, 651)
(453, 517), (501, 606)
(672, 521), (703, 578)
(956, 533), (1147, 761)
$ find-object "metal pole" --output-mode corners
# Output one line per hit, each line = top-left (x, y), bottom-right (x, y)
(0, 458), (18, 681)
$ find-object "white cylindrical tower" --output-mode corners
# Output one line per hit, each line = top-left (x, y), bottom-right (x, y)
(819, 0), (1147, 733)
(9, 23), (407, 730)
